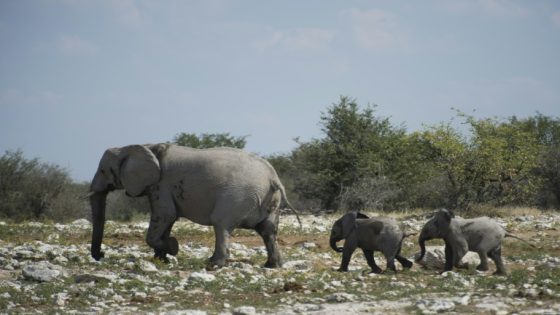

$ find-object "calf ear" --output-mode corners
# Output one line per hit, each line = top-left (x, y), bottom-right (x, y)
(357, 212), (369, 219)
(341, 212), (358, 238)
(440, 208), (454, 222)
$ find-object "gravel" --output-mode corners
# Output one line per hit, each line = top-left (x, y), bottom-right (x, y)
(0, 212), (559, 314)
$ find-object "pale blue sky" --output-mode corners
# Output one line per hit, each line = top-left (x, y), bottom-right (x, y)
(1, 0), (560, 182)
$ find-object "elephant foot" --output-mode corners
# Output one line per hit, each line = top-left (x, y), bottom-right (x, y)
(153, 248), (170, 263)
(154, 253), (170, 264)
(493, 270), (507, 276)
(166, 237), (179, 256)
(455, 263), (469, 269)
(381, 269), (397, 275)
(207, 256), (228, 270)
(336, 267), (348, 272)
(91, 250), (105, 261)
(401, 260), (413, 269)
(264, 260), (282, 269)
(476, 264), (489, 272)
(369, 267), (383, 274)
(440, 268), (454, 274)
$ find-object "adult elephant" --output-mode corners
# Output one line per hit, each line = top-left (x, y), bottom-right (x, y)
(89, 143), (298, 268)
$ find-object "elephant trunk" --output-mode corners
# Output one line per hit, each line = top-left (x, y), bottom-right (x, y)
(330, 237), (343, 253)
(90, 191), (108, 261)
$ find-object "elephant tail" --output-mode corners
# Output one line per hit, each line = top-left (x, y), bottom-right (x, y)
(505, 232), (537, 248)
(272, 179), (303, 230)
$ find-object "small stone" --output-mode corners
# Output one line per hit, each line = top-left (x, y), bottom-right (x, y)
(233, 305), (256, 315)
(325, 292), (356, 303)
(22, 261), (63, 282)
(415, 246), (480, 270)
(138, 260), (158, 272)
(131, 291), (147, 302)
(189, 271), (216, 282)
(430, 300), (455, 312)
(301, 242), (317, 249)
(70, 218), (91, 228)
(55, 292), (68, 306)
(282, 260), (309, 271)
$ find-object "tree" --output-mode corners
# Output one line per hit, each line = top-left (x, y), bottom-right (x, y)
(289, 96), (405, 210)
(173, 132), (247, 149)
(419, 123), (470, 208)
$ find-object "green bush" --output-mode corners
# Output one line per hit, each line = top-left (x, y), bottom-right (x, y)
(271, 98), (560, 212)
(173, 132), (247, 149)
(0, 150), (72, 221)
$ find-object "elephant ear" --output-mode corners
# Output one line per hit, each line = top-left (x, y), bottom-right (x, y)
(441, 208), (455, 221)
(435, 209), (455, 227)
(119, 145), (161, 197)
(341, 212), (358, 238)
(357, 212), (369, 219)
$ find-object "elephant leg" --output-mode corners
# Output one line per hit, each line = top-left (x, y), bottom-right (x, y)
(338, 245), (356, 272)
(453, 242), (469, 269)
(146, 190), (178, 257)
(362, 249), (382, 274)
(488, 247), (507, 275)
(154, 221), (176, 263)
(385, 256), (397, 274)
(208, 226), (231, 268)
(453, 251), (466, 269)
(443, 242), (453, 272)
(256, 214), (283, 268)
(396, 255), (413, 269)
(476, 250), (489, 271)
(394, 243), (413, 269)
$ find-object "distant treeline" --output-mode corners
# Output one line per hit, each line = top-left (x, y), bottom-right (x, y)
(1, 96), (559, 222)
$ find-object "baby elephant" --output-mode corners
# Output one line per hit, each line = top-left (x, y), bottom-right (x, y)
(329, 212), (414, 273)
(417, 208), (535, 275)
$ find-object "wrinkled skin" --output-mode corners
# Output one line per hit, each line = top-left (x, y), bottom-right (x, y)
(90, 143), (298, 268)
(329, 212), (413, 274)
(416, 209), (508, 275)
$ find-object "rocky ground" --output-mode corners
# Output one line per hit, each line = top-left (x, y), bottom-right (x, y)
(0, 210), (559, 314)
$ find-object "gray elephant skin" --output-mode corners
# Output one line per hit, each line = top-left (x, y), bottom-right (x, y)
(417, 208), (534, 275)
(329, 212), (414, 273)
(89, 143), (297, 268)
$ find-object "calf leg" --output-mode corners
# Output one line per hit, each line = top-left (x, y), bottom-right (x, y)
(256, 213), (283, 268)
(338, 243), (357, 272)
(488, 247), (507, 275)
(362, 249), (383, 274)
(396, 255), (413, 269)
(394, 243), (413, 269)
(385, 256), (397, 274)
(443, 242), (453, 272)
(476, 250), (489, 271)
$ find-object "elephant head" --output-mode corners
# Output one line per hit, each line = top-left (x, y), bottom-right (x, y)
(416, 208), (454, 262)
(329, 212), (369, 253)
(89, 144), (161, 260)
